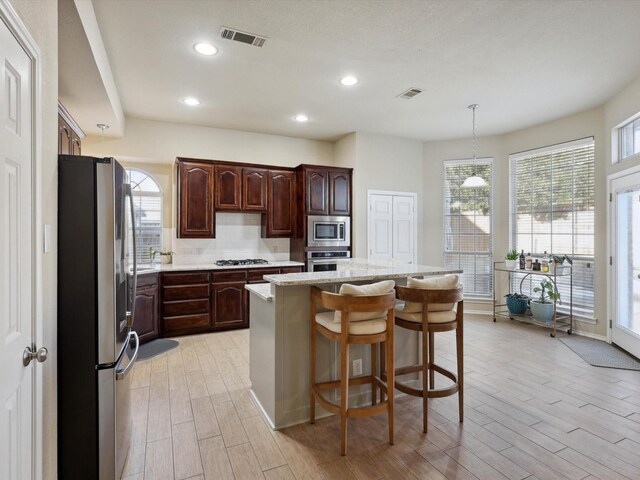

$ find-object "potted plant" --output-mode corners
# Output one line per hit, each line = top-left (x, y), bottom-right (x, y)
(504, 292), (529, 315)
(150, 247), (174, 265)
(505, 249), (518, 269)
(530, 280), (560, 323)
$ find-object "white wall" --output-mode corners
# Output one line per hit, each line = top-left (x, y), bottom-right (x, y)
(83, 116), (334, 167)
(349, 133), (424, 259)
(9, 0), (58, 477)
(605, 74), (640, 175)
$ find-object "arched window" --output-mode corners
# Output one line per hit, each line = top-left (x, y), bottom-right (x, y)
(126, 168), (163, 264)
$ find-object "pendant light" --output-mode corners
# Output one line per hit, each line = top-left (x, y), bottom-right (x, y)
(461, 104), (488, 189)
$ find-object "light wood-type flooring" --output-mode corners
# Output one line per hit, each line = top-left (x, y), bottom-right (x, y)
(122, 315), (640, 480)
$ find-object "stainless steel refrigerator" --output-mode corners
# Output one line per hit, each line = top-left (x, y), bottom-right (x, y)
(58, 155), (139, 479)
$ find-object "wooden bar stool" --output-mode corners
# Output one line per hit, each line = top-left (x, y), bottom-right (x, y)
(310, 282), (396, 456)
(391, 277), (464, 433)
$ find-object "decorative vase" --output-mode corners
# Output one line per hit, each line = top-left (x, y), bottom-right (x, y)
(505, 296), (529, 315)
(159, 254), (172, 265)
(530, 300), (554, 323)
(505, 259), (517, 269)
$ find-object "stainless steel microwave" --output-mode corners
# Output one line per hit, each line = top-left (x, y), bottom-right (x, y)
(307, 215), (350, 248)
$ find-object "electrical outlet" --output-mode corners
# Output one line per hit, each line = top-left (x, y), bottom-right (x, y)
(353, 358), (362, 376)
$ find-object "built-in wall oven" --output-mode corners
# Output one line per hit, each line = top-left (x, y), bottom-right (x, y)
(307, 250), (351, 272)
(307, 215), (350, 248)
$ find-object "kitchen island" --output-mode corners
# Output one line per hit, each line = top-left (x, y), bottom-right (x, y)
(245, 259), (462, 429)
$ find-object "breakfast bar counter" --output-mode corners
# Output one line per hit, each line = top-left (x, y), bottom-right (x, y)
(246, 259), (462, 429)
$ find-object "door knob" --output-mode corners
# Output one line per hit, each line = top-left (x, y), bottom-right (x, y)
(23, 344), (48, 367)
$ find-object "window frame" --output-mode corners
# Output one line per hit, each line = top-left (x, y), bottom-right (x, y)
(126, 168), (163, 264)
(442, 157), (494, 299)
(613, 112), (640, 164)
(508, 137), (595, 319)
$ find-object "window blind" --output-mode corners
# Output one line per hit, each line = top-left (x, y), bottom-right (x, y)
(443, 159), (493, 298)
(126, 169), (163, 265)
(509, 138), (595, 317)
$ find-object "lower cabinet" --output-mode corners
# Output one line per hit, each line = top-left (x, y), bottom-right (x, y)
(212, 282), (247, 329)
(134, 273), (160, 344)
(159, 266), (302, 337)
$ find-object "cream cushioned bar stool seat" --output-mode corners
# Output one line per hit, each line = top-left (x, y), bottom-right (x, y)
(310, 280), (396, 456)
(388, 275), (464, 433)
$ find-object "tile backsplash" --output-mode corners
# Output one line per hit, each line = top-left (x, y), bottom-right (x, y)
(170, 212), (291, 264)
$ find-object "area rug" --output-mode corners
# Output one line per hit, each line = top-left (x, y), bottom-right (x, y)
(137, 339), (179, 361)
(559, 336), (640, 371)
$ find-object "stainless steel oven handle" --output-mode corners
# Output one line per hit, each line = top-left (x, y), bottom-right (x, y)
(125, 183), (137, 328)
(116, 331), (139, 381)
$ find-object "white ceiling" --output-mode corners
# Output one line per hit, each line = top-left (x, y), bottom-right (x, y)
(79, 0), (640, 142)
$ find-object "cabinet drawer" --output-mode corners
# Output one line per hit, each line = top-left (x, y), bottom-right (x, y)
(280, 267), (303, 274)
(211, 271), (247, 282)
(247, 268), (281, 282)
(161, 272), (210, 285)
(137, 272), (158, 288)
(163, 314), (210, 334)
(163, 284), (209, 301)
(162, 299), (209, 317)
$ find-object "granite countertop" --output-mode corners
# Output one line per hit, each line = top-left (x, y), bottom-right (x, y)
(135, 260), (304, 275)
(263, 258), (462, 286)
(245, 283), (273, 301)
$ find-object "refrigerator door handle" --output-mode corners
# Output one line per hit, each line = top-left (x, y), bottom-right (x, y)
(125, 182), (137, 328)
(116, 331), (139, 381)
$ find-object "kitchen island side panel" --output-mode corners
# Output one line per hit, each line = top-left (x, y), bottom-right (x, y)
(250, 279), (420, 429)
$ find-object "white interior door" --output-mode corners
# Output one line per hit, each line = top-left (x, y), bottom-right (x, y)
(611, 170), (640, 358)
(392, 195), (415, 264)
(368, 194), (393, 261)
(0, 16), (33, 480)
(368, 191), (416, 263)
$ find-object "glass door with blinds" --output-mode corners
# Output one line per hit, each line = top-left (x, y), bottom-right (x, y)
(510, 138), (595, 318)
(611, 170), (640, 358)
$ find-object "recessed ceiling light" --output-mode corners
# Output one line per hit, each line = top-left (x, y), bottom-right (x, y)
(194, 42), (218, 56)
(294, 114), (308, 122)
(340, 75), (358, 86)
(183, 97), (200, 106)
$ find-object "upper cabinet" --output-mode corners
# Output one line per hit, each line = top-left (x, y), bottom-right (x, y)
(178, 161), (215, 238)
(58, 103), (84, 156)
(215, 165), (242, 210)
(305, 167), (329, 215)
(242, 167), (268, 211)
(175, 159), (350, 240)
(262, 170), (295, 237)
(214, 165), (268, 212)
(300, 166), (352, 216)
(329, 170), (351, 215)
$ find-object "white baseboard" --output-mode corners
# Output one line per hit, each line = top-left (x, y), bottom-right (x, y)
(568, 329), (607, 342)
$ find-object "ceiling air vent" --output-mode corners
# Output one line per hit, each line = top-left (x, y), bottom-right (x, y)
(219, 27), (267, 47)
(398, 88), (423, 99)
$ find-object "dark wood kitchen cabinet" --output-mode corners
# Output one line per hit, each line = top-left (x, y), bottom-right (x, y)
(58, 112), (82, 155)
(299, 166), (352, 216)
(215, 165), (268, 212)
(242, 167), (268, 211)
(262, 170), (295, 237)
(178, 161), (215, 238)
(329, 170), (351, 215)
(161, 272), (212, 336)
(211, 270), (248, 329)
(212, 282), (247, 329)
(158, 266), (301, 336)
(305, 167), (329, 215)
(134, 273), (159, 344)
(215, 165), (242, 210)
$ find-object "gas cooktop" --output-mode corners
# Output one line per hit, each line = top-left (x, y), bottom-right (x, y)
(215, 259), (269, 266)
